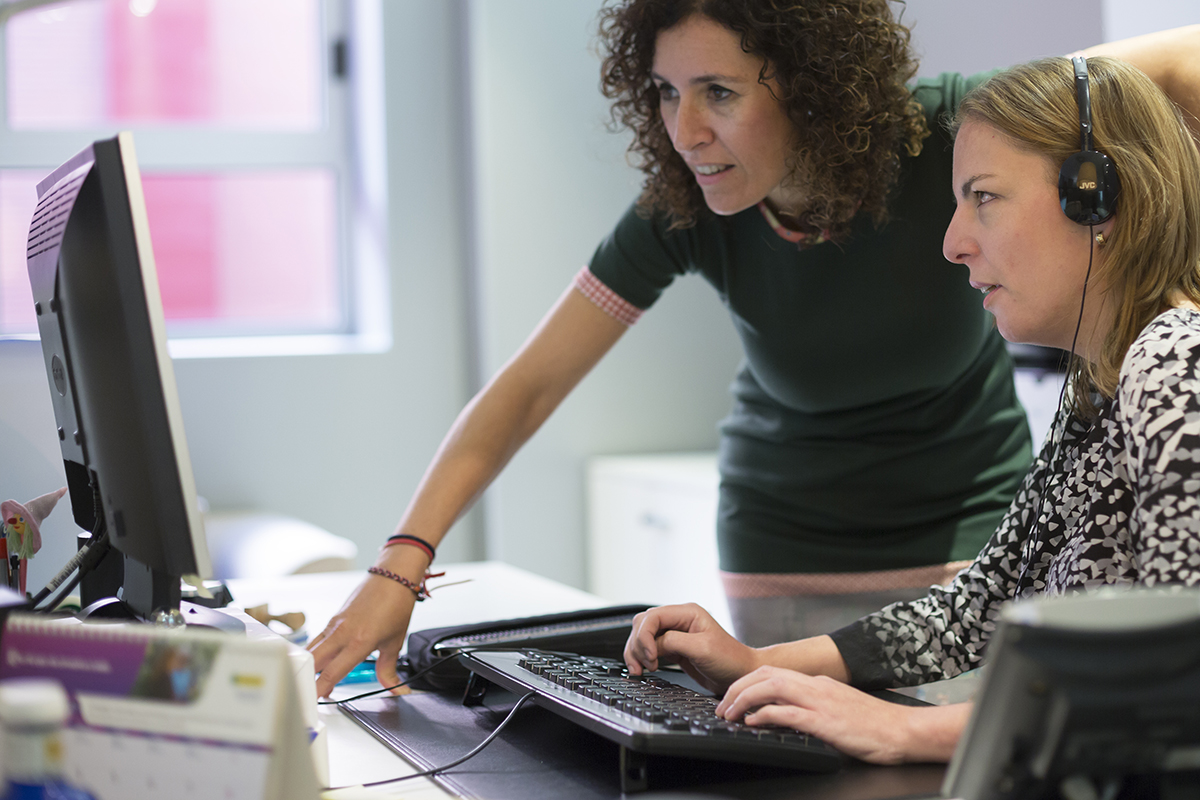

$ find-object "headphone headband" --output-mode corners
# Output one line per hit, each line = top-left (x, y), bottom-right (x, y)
(1072, 56), (1094, 152)
(1058, 56), (1119, 225)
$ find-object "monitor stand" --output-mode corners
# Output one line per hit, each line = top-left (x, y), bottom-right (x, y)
(76, 550), (244, 633)
(78, 596), (245, 634)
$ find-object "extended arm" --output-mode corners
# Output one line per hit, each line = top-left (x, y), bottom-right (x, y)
(309, 286), (628, 696)
(1083, 25), (1200, 140)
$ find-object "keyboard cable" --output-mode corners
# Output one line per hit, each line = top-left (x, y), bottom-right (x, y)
(321, 689), (538, 791)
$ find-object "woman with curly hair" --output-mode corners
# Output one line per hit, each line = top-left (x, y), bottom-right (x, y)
(625, 53), (1200, 765)
(587, 2), (1032, 651)
(308, 1), (1200, 695)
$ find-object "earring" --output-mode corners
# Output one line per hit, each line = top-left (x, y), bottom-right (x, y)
(1095, 232), (1106, 246)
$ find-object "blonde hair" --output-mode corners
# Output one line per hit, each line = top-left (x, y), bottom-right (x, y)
(952, 57), (1200, 418)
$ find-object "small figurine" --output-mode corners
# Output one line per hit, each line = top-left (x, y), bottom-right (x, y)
(2, 487), (67, 595)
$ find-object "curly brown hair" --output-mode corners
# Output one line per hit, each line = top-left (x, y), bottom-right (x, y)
(598, 0), (929, 239)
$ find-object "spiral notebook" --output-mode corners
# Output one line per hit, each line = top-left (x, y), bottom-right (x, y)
(0, 613), (321, 800)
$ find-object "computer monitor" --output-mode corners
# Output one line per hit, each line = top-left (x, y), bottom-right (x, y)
(944, 587), (1200, 800)
(25, 132), (213, 622)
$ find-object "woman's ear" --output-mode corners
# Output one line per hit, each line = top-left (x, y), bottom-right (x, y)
(1093, 218), (1115, 247)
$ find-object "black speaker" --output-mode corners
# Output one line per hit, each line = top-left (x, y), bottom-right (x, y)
(1058, 56), (1120, 225)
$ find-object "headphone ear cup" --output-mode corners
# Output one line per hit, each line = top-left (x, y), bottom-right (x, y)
(1059, 150), (1120, 225)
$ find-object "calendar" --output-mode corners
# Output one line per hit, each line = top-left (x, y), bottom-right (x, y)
(0, 613), (321, 800)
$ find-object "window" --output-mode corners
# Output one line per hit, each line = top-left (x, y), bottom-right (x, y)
(0, 0), (388, 356)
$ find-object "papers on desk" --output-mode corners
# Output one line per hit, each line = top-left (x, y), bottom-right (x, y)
(0, 613), (321, 800)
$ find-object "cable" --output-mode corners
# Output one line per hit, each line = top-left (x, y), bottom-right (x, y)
(317, 652), (463, 705)
(28, 547), (89, 608)
(322, 690), (538, 791)
(30, 528), (109, 610)
(34, 564), (87, 613)
(1015, 225), (1096, 594)
(31, 480), (110, 611)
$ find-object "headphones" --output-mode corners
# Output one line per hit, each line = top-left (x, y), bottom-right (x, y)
(1017, 57), (1121, 597)
(1058, 56), (1120, 225)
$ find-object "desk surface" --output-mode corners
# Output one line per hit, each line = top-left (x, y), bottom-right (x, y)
(227, 562), (612, 800)
(226, 563), (947, 800)
(344, 677), (946, 800)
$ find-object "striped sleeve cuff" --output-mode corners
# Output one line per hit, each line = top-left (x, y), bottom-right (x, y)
(573, 266), (643, 326)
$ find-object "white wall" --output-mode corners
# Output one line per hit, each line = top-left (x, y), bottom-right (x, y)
(1103, 0), (1198, 38)
(903, 0), (1103, 76)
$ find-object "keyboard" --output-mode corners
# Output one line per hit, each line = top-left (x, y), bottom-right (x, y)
(458, 648), (842, 773)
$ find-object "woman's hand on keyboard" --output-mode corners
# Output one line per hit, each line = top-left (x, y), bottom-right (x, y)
(624, 603), (762, 693)
(715, 666), (972, 764)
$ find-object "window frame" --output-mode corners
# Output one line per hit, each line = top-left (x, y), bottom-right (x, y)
(0, 0), (390, 358)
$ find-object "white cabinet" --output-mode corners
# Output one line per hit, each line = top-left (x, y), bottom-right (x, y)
(586, 453), (731, 631)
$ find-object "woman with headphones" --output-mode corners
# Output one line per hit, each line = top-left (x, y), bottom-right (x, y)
(624, 54), (1200, 763)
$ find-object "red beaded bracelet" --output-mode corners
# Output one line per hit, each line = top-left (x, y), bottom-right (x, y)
(367, 566), (445, 601)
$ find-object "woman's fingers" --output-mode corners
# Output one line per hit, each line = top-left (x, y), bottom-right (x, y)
(623, 610), (657, 674)
(373, 635), (409, 695)
(624, 603), (719, 674)
(717, 666), (815, 718)
(624, 604), (758, 693)
(714, 667), (916, 764)
(311, 640), (371, 699)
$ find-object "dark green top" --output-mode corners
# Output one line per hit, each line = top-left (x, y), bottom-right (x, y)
(587, 72), (1033, 574)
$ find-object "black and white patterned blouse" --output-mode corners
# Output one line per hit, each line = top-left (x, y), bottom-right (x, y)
(829, 308), (1200, 690)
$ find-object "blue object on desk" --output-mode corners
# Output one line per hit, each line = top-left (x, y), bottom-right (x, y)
(338, 660), (378, 685)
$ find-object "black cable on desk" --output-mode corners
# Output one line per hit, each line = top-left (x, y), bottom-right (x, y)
(323, 690), (539, 791)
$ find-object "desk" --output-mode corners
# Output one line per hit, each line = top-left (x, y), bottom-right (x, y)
(226, 562), (945, 800)
(226, 561), (610, 799)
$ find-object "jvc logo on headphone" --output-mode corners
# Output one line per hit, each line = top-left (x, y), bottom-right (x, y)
(1058, 56), (1120, 225)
